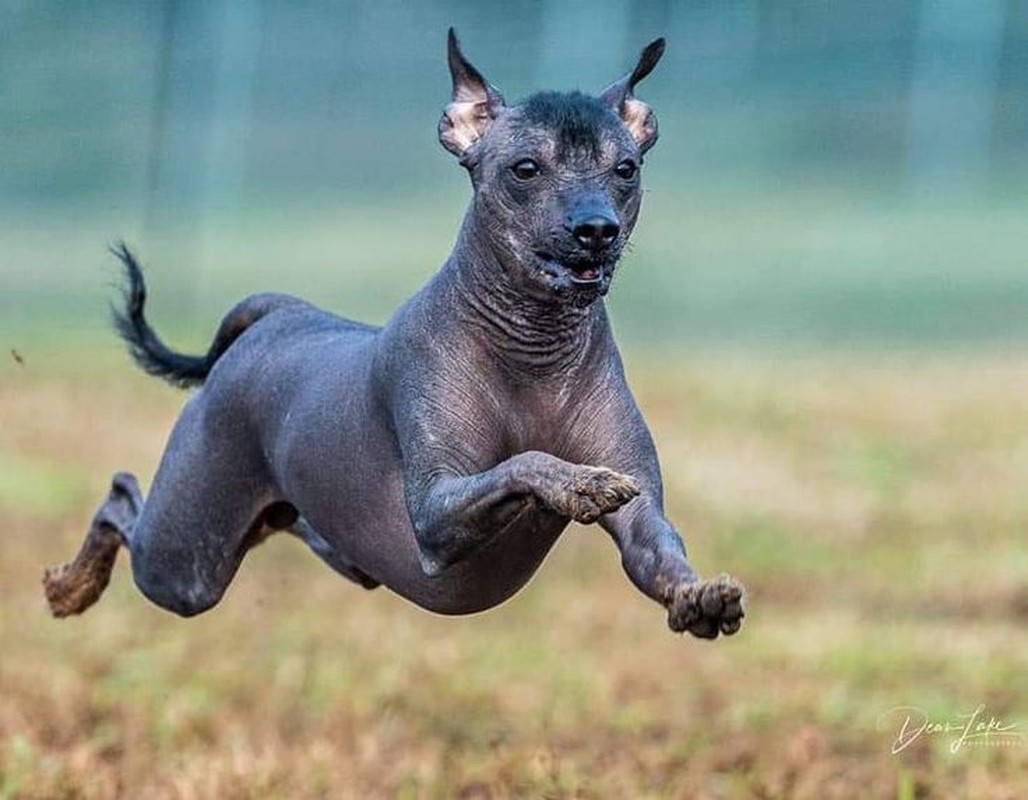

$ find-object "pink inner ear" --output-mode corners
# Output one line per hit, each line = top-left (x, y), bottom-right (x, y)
(443, 100), (492, 154)
(622, 97), (655, 144)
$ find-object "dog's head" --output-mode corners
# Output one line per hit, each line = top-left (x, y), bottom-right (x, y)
(439, 29), (665, 306)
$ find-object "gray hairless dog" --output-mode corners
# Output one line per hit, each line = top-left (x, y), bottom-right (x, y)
(44, 30), (745, 640)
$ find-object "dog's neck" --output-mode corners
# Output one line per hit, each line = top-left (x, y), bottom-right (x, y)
(444, 209), (606, 377)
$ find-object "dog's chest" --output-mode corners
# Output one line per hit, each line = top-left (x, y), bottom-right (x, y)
(500, 377), (588, 457)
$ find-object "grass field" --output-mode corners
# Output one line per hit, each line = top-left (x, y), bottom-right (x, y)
(2, 351), (1027, 798)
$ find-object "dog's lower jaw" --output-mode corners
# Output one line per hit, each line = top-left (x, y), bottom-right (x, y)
(563, 272), (614, 308)
(531, 258), (615, 306)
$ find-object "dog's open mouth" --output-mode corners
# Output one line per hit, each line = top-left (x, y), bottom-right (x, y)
(534, 251), (606, 286)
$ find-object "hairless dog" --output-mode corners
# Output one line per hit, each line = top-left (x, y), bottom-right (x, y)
(44, 30), (745, 640)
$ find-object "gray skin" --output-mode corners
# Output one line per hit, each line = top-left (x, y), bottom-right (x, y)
(43, 31), (745, 640)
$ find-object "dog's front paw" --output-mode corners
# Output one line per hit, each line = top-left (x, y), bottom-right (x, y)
(667, 574), (746, 639)
(550, 466), (640, 524)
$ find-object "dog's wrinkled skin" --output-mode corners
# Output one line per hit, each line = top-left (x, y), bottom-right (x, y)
(44, 30), (745, 640)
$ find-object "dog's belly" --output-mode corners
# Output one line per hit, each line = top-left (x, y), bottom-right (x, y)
(382, 511), (571, 615)
(301, 465), (570, 615)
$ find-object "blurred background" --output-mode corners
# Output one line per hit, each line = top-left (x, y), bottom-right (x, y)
(3, 0), (1026, 348)
(3, 2), (1028, 798)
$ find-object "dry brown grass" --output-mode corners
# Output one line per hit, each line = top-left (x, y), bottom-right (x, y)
(2, 353), (1027, 798)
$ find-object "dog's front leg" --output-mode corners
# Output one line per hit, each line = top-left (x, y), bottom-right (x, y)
(601, 497), (745, 639)
(405, 451), (639, 575)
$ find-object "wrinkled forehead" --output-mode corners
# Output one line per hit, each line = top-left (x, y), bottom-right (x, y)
(491, 92), (631, 161)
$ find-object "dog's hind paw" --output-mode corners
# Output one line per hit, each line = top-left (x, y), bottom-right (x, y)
(667, 574), (746, 639)
(42, 472), (139, 617)
(552, 466), (640, 524)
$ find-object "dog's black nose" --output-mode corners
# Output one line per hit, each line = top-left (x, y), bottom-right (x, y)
(569, 214), (620, 251)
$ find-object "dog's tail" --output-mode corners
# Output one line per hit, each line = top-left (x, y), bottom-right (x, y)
(110, 243), (300, 389)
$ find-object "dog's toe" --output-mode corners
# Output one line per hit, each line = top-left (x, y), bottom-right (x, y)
(667, 574), (746, 640)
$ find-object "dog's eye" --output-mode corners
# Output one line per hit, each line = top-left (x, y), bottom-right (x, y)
(510, 159), (541, 180)
(615, 160), (638, 180)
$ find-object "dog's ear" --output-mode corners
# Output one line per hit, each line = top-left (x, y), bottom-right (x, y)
(438, 28), (506, 160)
(601, 38), (665, 153)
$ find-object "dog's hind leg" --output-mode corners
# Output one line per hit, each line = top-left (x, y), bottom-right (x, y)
(44, 395), (277, 618)
(43, 472), (143, 617)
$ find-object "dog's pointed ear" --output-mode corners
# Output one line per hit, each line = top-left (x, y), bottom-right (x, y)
(601, 38), (665, 153)
(438, 28), (506, 159)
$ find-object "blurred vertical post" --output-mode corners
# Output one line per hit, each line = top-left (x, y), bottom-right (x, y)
(908, 0), (1005, 197)
(143, 0), (177, 241)
(195, 0), (261, 310)
(200, 0), (261, 234)
(141, 0), (260, 322)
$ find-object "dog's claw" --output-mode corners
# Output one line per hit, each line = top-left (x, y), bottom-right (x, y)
(667, 574), (746, 640)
